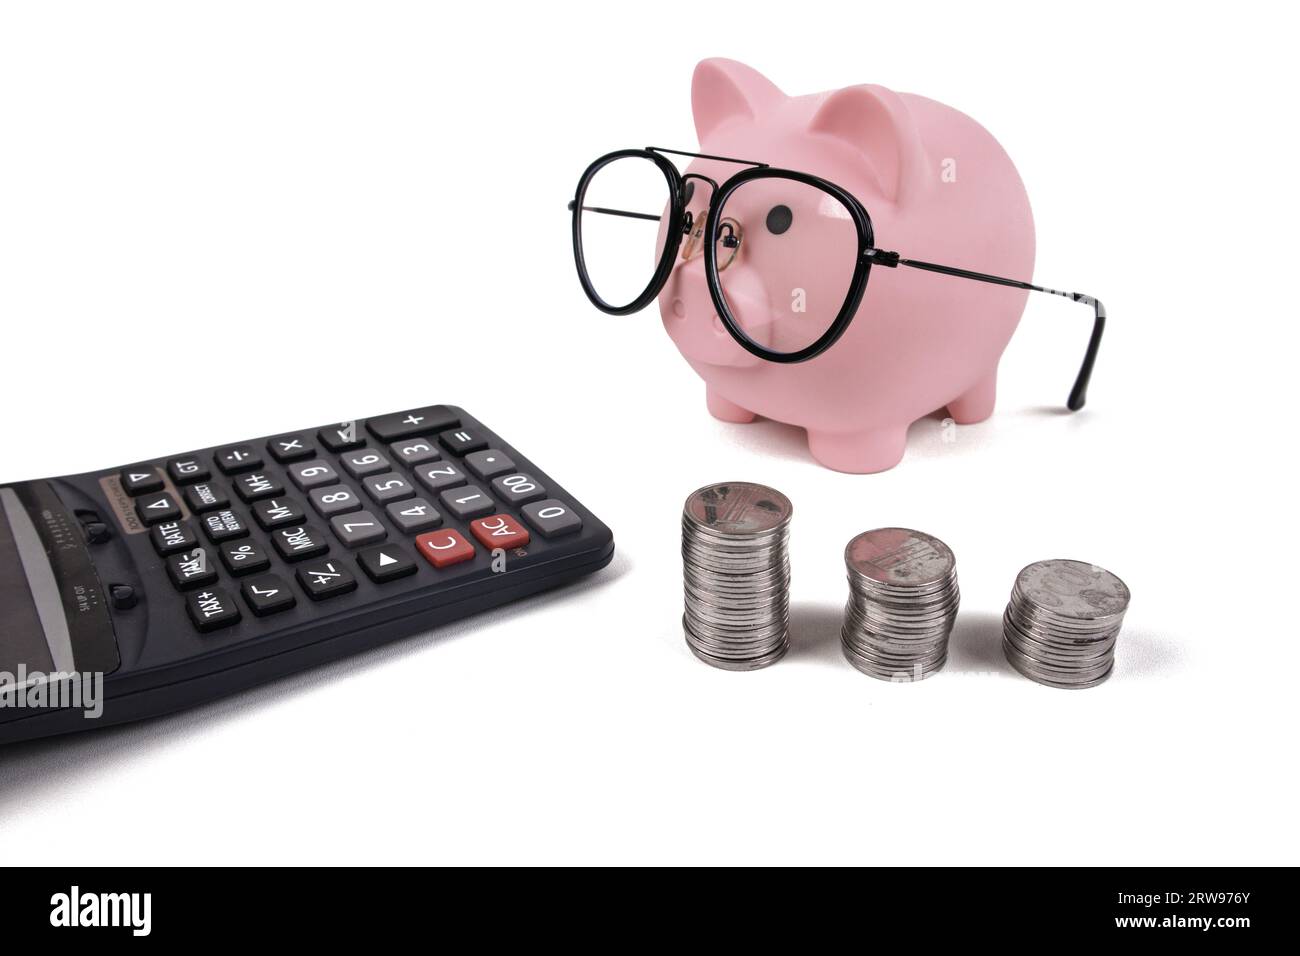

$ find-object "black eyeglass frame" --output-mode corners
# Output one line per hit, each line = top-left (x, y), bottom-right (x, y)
(571, 146), (1106, 411)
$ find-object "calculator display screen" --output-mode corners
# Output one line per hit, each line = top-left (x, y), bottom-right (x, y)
(0, 482), (120, 680)
(0, 493), (57, 675)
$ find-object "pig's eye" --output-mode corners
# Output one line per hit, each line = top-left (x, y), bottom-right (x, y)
(765, 204), (793, 235)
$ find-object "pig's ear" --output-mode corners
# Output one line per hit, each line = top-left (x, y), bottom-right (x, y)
(809, 84), (926, 204)
(692, 58), (784, 143)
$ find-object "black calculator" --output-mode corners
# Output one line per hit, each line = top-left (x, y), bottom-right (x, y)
(0, 405), (614, 744)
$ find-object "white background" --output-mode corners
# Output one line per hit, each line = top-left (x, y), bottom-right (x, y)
(1, 1), (1296, 865)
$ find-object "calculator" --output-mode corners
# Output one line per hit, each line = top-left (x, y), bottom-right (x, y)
(0, 405), (614, 744)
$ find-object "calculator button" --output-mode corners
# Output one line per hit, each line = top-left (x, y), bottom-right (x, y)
(385, 498), (442, 534)
(120, 467), (164, 496)
(183, 482), (229, 513)
(415, 529), (476, 569)
(414, 461), (466, 494)
(267, 433), (315, 463)
(289, 460), (340, 491)
(167, 547), (217, 590)
(521, 500), (583, 539)
(235, 472), (284, 503)
(309, 484), (362, 517)
(356, 544), (418, 583)
(366, 406), (460, 442)
(202, 509), (250, 543)
(330, 510), (387, 548)
(340, 449), (391, 479)
(318, 422), (365, 452)
(464, 449), (515, 480)
(389, 438), (441, 467)
(253, 497), (306, 530)
(151, 519), (198, 556)
(364, 473), (414, 504)
(220, 540), (271, 576)
(241, 574), (296, 617)
(215, 444), (262, 474)
(469, 514), (530, 550)
(187, 587), (242, 632)
(491, 472), (547, 506)
(167, 457), (210, 485)
(439, 485), (494, 521)
(296, 558), (357, 601)
(135, 492), (181, 525)
(438, 427), (488, 456)
(273, 525), (329, 562)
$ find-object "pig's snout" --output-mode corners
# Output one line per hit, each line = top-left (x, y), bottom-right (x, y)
(661, 262), (770, 368)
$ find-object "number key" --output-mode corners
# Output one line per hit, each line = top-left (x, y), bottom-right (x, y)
(329, 510), (387, 548)
(389, 438), (440, 467)
(521, 499), (583, 539)
(438, 485), (494, 521)
(385, 498), (442, 534)
(414, 461), (466, 494)
(341, 449), (390, 479)
(289, 460), (339, 491)
(491, 472), (546, 506)
(364, 473), (414, 504)
(309, 484), (362, 517)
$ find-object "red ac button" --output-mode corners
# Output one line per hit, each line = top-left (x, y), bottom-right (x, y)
(468, 514), (530, 550)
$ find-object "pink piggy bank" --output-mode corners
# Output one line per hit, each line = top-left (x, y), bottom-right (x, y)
(660, 59), (1037, 473)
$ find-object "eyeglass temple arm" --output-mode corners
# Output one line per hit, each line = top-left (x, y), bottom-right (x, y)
(865, 248), (1105, 412)
(566, 200), (662, 222)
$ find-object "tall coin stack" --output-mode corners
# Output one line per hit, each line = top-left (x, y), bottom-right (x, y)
(841, 528), (960, 681)
(681, 482), (792, 671)
(1002, 559), (1130, 688)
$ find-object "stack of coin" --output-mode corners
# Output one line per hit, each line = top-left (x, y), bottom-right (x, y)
(1002, 559), (1130, 689)
(841, 528), (960, 681)
(681, 482), (792, 670)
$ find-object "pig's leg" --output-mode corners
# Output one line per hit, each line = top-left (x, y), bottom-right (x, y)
(807, 425), (908, 474)
(946, 370), (998, 424)
(707, 388), (757, 424)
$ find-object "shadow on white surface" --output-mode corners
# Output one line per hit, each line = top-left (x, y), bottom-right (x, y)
(0, 552), (632, 810)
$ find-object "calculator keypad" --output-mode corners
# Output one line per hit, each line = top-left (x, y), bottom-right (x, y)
(125, 406), (594, 633)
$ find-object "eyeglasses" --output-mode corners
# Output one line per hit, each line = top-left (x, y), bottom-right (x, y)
(569, 146), (1106, 411)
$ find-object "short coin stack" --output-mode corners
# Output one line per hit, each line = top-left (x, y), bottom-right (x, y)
(841, 528), (960, 681)
(1002, 559), (1130, 688)
(681, 482), (792, 670)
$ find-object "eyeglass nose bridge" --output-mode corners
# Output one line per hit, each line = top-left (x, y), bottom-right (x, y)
(679, 206), (744, 272)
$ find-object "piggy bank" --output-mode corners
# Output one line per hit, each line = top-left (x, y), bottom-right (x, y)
(660, 58), (1035, 473)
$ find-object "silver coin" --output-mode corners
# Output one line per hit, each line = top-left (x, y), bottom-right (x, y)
(841, 529), (960, 683)
(681, 482), (791, 671)
(1002, 559), (1129, 688)
(683, 482), (793, 537)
